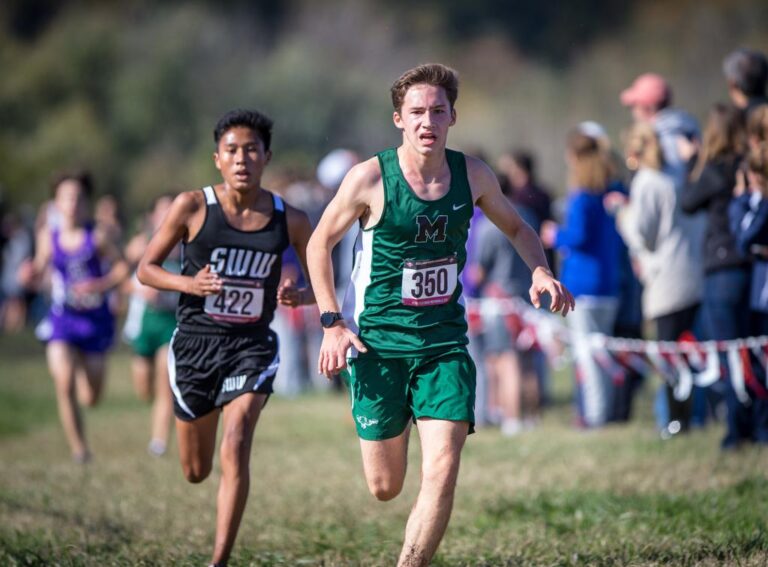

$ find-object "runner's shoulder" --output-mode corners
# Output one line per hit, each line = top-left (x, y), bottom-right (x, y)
(171, 189), (206, 217)
(463, 154), (498, 197)
(463, 153), (495, 180)
(331, 158), (381, 209)
(344, 157), (382, 192)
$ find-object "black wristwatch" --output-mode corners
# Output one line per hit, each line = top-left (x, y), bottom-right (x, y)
(320, 311), (344, 328)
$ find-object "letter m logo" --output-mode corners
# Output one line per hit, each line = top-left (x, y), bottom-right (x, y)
(415, 215), (448, 243)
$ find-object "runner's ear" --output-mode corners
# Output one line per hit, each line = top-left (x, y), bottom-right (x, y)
(393, 111), (405, 131)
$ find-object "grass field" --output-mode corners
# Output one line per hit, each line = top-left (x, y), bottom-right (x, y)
(1, 331), (768, 566)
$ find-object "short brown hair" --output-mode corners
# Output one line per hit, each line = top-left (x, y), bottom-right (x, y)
(390, 63), (459, 112)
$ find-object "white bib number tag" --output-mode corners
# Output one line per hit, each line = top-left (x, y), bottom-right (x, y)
(204, 278), (264, 323)
(402, 256), (458, 306)
(66, 289), (103, 310)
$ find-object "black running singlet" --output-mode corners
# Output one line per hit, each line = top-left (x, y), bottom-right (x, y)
(176, 186), (290, 333)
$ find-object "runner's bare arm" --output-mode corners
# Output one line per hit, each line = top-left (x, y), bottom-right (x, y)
(33, 226), (52, 274)
(138, 191), (222, 297)
(307, 161), (376, 377)
(18, 226), (52, 289)
(307, 160), (379, 314)
(469, 157), (575, 315)
(278, 204), (316, 307)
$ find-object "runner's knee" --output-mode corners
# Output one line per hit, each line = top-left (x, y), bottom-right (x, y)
(78, 387), (101, 407)
(219, 424), (252, 469)
(421, 452), (460, 489)
(182, 461), (212, 483)
(367, 474), (404, 501)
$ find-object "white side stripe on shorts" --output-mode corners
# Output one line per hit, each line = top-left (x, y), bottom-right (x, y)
(168, 329), (196, 419)
(253, 339), (280, 391)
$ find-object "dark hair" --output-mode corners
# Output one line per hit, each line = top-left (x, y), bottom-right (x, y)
(50, 169), (94, 198)
(213, 109), (274, 151)
(391, 63), (459, 112)
(723, 49), (768, 97)
(511, 150), (535, 178)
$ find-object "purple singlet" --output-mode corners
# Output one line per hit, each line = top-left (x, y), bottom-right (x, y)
(38, 225), (115, 352)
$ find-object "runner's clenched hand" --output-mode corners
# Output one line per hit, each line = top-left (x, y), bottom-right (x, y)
(188, 264), (223, 296)
(318, 323), (367, 380)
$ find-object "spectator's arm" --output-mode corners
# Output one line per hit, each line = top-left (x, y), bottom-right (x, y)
(728, 194), (750, 243)
(632, 181), (666, 252)
(475, 221), (498, 285)
(680, 163), (730, 213)
(734, 198), (768, 254)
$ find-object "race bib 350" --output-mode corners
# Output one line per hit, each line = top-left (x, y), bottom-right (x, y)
(401, 256), (458, 306)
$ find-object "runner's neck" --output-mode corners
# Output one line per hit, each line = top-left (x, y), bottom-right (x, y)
(218, 183), (268, 213)
(397, 144), (449, 184)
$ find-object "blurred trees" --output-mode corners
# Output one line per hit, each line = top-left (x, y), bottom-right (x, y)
(0, 0), (767, 216)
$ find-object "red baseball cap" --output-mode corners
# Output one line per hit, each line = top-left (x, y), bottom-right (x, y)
(620, 73), (671, 107)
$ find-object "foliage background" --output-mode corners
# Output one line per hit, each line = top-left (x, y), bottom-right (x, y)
(1, 0), (767, 215)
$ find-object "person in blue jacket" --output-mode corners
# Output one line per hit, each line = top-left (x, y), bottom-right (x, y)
(541, 130), (623, 427)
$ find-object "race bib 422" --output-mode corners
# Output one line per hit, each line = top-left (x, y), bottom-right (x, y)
(204, 278), (264, 323)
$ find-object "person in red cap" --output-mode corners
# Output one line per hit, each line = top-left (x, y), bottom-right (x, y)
(620, 73), (706, 440)
(620, 73), (700, 190)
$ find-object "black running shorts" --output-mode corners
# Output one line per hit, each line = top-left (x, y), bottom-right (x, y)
(168, 327), (279, 421)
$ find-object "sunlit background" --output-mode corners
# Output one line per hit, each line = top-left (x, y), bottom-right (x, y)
(1, 0), (767, 215)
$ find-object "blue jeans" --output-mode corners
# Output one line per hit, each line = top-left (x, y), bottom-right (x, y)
(702, 268), (754, 447)
(702, 267), (750, 341)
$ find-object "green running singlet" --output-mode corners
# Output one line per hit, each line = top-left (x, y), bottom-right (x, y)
(342, 147), (474, 358)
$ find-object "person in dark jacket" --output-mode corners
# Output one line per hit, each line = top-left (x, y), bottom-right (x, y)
(728, 143), (768, 445)
(681, 104), (748, 327)
(681, 103), (750, 449)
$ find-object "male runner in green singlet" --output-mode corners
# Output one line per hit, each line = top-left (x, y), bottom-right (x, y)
(307, 64), (575, 566)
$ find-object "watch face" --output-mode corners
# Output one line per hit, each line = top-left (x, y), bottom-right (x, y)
(321, 312), (340, 327)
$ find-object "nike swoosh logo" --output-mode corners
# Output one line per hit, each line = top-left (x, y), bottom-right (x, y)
(452, 203), (468, 211)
